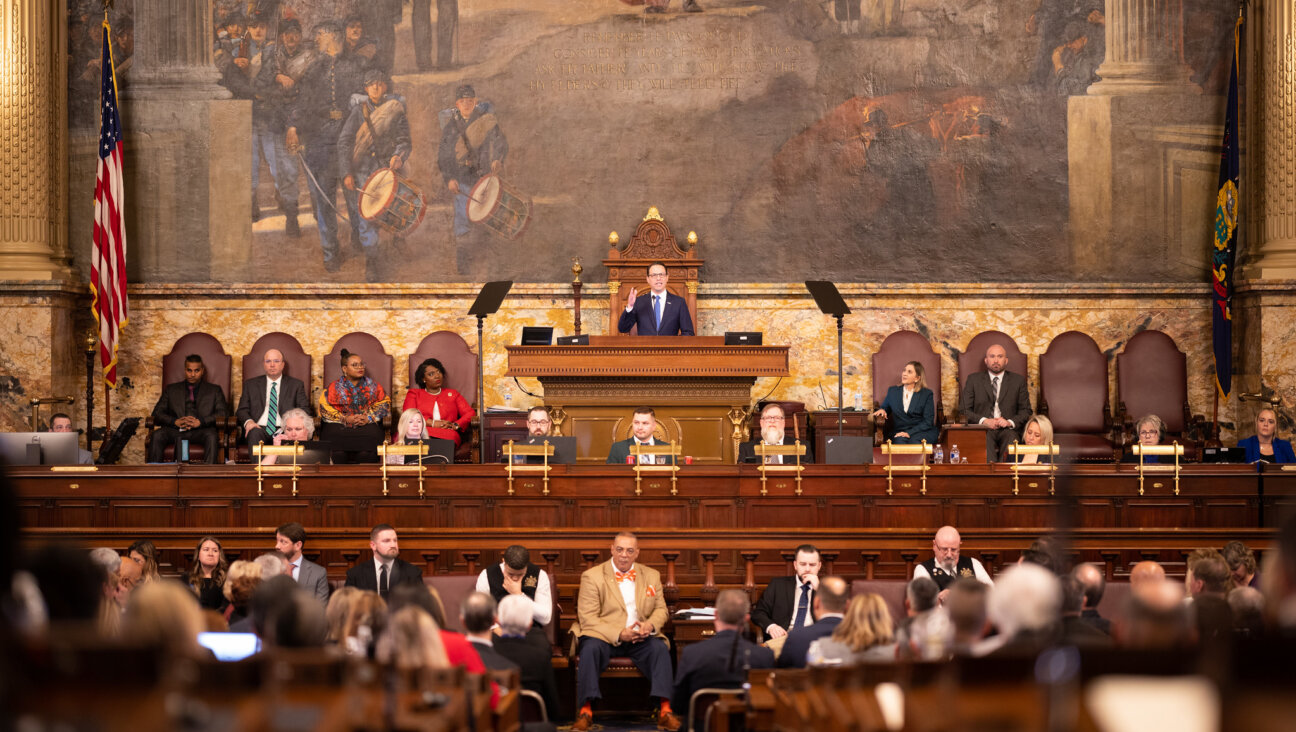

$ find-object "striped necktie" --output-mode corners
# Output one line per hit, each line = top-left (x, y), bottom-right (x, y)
(266, 382), (279, 434)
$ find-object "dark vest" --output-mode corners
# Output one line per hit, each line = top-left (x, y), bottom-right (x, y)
(484, 562), (542, 627)
(919, 556), (976, 591)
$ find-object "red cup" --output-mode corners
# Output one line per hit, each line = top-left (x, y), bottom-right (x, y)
(685, 456), (693, 465)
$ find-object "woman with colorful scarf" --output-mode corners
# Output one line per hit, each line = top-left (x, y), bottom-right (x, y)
(319, 349), (390, 463)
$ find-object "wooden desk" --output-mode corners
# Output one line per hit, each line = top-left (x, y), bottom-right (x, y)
(811, 410), (872, 460)
(506, 337), (790, 464)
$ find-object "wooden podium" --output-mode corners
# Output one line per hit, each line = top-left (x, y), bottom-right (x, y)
(505, 336), (789, 464)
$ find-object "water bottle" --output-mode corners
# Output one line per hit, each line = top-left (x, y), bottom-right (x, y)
(933, 444), (944, 464)
(503, 386), (513, 410)
(854, 391), (863, 411)
(950, 444), (960, 464)
(180, 439), (189, 463)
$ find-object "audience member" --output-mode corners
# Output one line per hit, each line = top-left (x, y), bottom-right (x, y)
(496, 594), (562, 721)
(319, 349), (390, 463)
(128, 539), (160, 584)
(387, 584), (494, 687)
(1238, 407), (1294, 463)
(48, 413), (94, 464)
(115, 554), (142, 611)
(1117, 580), (1193, 650)
(982, 563), (1061, 657)
(571, 531), (678, 731)
(462, 592), (520, 671)
(1222, 540), (1259, 590)
(777, 576), (849, 669)
(325, 586), (363, 643)
(251, 575), (327, 648)
(88, 547), (122, 576)
(147, 354), (227, 463)
(808, 592), (897, 665)
(1185, 549), (1232, 645)
(255, 551), (290, 579)
(123, 580), (207, 660)
(945, 578), (990, 655)
(25, 545), (102, 624)
(1059, 575), (1112, 647)
(476, 544), (553, 653)
(90, 548), (122, 636)
(223, 560), (264, 632)
(275, 521), (330, 602)
(672, 589), (774, 716)
(186, 535), (229, 611)
(751, 544), (821, 642)
(377, 605), (449, 671)
(340, 590), (389, 657)
(896, 576), (946, 660)
(237, 348), (311, 452)
(958, 344), (1032, 461)
(1129, 560), (1166, 589)
(606, 407), (676, 465)
(914, 526), (993, 590)
(402, 358), (475, 448)
(345, 524), (424, 600)
(1229, 587), (1265, 639)
(1072, 562), (1111, 635)
(739, 403), (814, 464)
(1260, 515), (1296, 631)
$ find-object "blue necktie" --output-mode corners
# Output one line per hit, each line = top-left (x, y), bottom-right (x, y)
(792, 581), (810, 628)
(654, 295), (663, 332)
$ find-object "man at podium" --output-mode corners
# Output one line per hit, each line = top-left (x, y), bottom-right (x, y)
(618, 262), (694, 336)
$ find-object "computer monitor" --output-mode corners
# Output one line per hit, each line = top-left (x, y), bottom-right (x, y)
(403, 437), (456, 465)
(0, 432), (81, 466)
(197, 632), (261, 662)
(521, 327), (554, 346)
(557, 335), (589, 346)
(724, 332), (763, 346)
(824, 435), (872, 465)
(523, 435), (576, 464)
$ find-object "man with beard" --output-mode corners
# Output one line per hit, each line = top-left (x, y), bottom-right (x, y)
(958, 343), (1032, 462)
(913, 525), (994, 591)
(344, 524), (423, 600)
(738, 403), (813, 464)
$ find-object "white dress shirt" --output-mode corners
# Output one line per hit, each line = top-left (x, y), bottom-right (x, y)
(475, 563), (554, 626)
(614, 561), (639, 627)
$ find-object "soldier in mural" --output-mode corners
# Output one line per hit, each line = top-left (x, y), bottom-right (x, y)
(360, 0), (401, 72)
(341, 69), (411, 282)
(438, 84), (508, 238)
(438, 0), (458, 68)
(257, 18), (314, 237)
(409, 0), (463, 69)
(342, 14), (378, 68)
(1027, 0), (1105, 91)
(287, 21), (364, 271)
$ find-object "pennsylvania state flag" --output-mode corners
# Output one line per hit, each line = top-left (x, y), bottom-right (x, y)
(1212, 15), (1242, 400)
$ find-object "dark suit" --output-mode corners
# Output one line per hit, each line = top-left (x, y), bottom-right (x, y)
(468, 637), (521, 672)
(777, 615), (842, 668)
(148, 380), (228, 463)
(751, 576), (816, 636)
(671, 629), (774, 714)
(495, 633), (562, 722)
(878, 385), (938, 444)
(606, 437), (677, 465)
(344, 556), (424, 598)
(235, 374), (311, 448)
(958, 370), (1032, 462)
(738, 440), (814, 464)
(617, 291), (695, 336)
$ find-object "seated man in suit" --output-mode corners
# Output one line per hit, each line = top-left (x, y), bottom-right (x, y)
(751, 544), (821, 642)
(48, 412), (94, 465)
(776, 575), (848, 668)
(570, 532), (681, 732)
(475, 544), (552, 653)
(912, 525), (994, 591)
(148, 354), (228, 463)
(462, 592), (522, 672)
(496, 594), (562, 727)
(672, 589), (774, 717)
(958, 344), (1032, 462)
(617, 262), (694, 336)
(738, 404), (813, 464)
(236, 348), (311, 452)
(275, 521), (330, 603)
(344, 524), (424, 600)
(607, 407), (676, 465)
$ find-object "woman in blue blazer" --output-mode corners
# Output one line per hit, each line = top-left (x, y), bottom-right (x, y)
(870, 361), (938, 444)
(1238, 408), (1295, 463)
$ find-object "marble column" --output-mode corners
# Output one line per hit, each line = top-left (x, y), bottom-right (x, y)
(1247, 0), (1296, 278)
(129, 0), (228, 99)
(1087, 0), (1200, 95)
(0, 0), (74, 280)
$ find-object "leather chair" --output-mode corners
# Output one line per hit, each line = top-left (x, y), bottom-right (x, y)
(322, 332), (395, 432)
(1038, 331), (1117, 462)
(871, 330), (942, 446)
(423, 575), (479, 633)
(145, 333), (232, 463)
(406, 331), (479, 464)
(1116, 330), (1205, 457)
(233, 332), (312, 462)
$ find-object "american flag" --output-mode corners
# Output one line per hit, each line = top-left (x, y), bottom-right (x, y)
(91, 21), (128, 387)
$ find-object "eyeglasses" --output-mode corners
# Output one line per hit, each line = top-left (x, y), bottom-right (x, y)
(527, 419), (550, 426)
(647, 272), (667, 279)
(1139, 430), (1160, 437)
(760, 416), (784, 422)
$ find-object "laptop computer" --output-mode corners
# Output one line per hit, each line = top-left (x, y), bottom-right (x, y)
(557, 335), (589, 346)
(0, 432), (80, 466)
(521, 327), (554, 346)
(403, 437), (456, 465)
(824, 434), (872, 465)
(522, 435), (576, 464)
(1201, 446), (1245, 464)
(724, 332), (763, 346)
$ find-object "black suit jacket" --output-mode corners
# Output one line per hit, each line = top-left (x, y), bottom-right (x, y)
(494, 634), (562, 721)
(236, 374), (311, 427)
(617, 291), (695, 336)
(151, 380), (228, 428)
(777, 615), (842, 668)
(959, 370), (1032, 428)
(671, 629), (775, 713)
(606, 437), (677, 465)
(468, 638), (521, 672)
(344, 556), (424, 592)
(738, 440), (814, 465)
(750, 576), (816, 635)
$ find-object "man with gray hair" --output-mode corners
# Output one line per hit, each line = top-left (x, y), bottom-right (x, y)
(255, 552), (290, 579)
(981, 563), (1061, 657)
(914, 526), (993, 591)
(672, 589), (773, 715)
(89, 548), (122, 576)
(495, 594), (561, 723)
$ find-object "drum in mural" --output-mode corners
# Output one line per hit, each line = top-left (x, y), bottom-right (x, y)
(467, 174), (532, 240)
(360, 168), (427, 236)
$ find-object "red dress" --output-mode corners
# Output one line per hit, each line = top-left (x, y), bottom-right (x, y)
(401, 388), (475, 446)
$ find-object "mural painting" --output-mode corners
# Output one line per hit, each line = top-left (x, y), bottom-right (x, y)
(66, 0), (1236, 284)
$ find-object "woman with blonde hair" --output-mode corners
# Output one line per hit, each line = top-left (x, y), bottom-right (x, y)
(123, 580), (207, 660)
(385, 408), (430, 465)
(376, 605), (450, 670)
(325, 586), (363, 642)
(128, 539), (160, 584)
(808, 593), (897, 665)
(223, 559), (263, 630)
(1005, 414), (1055, 463)
(340, 590), (389, 657)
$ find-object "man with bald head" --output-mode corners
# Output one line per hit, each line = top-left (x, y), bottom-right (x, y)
(959, 343), (1032, 461)
(1072, 562), (1110, 635)
(236, 347), (311, 451)
(914, 526), (994, 590)
(1129, 560), (1165, 589)
(776, 576), (849, 668)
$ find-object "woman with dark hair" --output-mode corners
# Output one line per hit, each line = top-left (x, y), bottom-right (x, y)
(401, 357), (475, 447)
(870, 360), (938, 445)
(319, 349), (390, 463)
(187, 536), (229, 611)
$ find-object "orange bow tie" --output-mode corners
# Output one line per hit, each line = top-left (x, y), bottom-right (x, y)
(615, 569), (637, 583)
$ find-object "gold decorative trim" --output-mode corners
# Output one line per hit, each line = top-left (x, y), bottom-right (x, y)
(686, 281), (699, 294)
(643, 207), (664, 222)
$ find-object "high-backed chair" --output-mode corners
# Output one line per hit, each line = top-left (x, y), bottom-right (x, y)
(407, 331), (478, 463)
(870, 330), (942, 445)
(145, 333), (233, 463)
(233, 332), (312, 462)
(955, 331), (1028, 421)
(322, 333), (395, 431)
(1038, 331), (1116, 462)
(1116, 330), (1205, 455)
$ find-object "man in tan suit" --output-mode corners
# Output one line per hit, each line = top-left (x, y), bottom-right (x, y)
(570, 532), (680, 731)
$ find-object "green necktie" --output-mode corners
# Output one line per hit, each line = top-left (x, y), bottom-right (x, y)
(266, 382), (279, 434)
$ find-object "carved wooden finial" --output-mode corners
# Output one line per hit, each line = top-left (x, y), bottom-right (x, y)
(643, 206), (663, 222)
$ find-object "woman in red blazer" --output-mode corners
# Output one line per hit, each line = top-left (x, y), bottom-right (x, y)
(402, 358), (475, 447)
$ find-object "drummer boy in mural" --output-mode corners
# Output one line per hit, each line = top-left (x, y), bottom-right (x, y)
(437, 84), (509, 239)
(342, 68), (412, 281)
